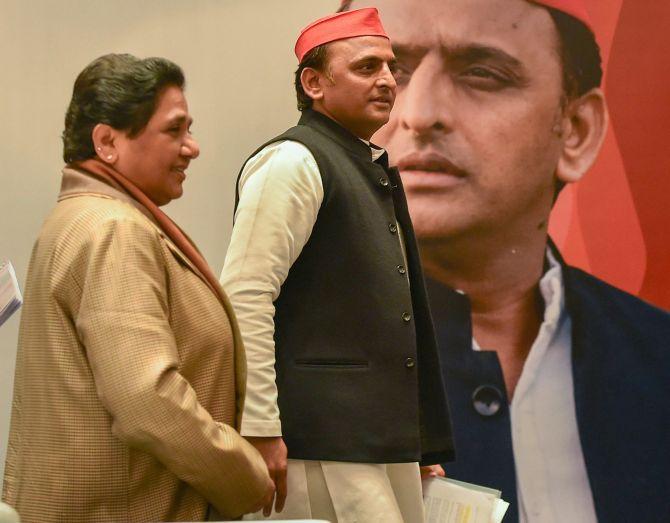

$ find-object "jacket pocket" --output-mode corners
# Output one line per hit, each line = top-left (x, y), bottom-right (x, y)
(294, 358), (369, 369)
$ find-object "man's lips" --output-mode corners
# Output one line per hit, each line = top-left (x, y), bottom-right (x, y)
(396, 152), (467, 190)
(397, 152), (466, 177)
(370, 94), (394, 105)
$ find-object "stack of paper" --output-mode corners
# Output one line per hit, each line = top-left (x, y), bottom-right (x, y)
(0, 259), (22, 328)
(423, 476), (509, 523)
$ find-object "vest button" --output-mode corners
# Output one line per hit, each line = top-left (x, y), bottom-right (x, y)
(379, 177), (390, 187)
(397, 265), (406, 275)
(472, 385), (503, 417)
(405, 357), (415, 369)
(388, 223), (398, 234)
(402, 312), (412, 322)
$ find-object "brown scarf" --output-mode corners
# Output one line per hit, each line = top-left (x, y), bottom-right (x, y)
(73, 158), (227, 306)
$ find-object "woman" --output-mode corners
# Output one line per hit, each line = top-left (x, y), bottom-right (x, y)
(1, 54), (272, 522)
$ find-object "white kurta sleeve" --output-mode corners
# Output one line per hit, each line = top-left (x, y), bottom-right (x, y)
(220, 140), (324, 437)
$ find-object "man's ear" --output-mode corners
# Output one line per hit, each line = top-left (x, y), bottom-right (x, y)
(91, 123), (121, 165)
(556, 87), (609, 184)
(300, 67), (327, 103)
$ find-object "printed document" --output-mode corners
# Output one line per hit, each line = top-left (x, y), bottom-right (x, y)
(423, 476), (509, 523)
(0, 259), (22, 327)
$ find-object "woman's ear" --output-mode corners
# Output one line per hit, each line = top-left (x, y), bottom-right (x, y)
(91, 123), (120, 164)
(555, 87), (609, 184)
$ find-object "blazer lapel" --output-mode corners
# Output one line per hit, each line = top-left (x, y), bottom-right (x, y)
(59, 167), (216, 296)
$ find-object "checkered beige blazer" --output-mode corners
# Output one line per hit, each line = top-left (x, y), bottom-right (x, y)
(2, 168), (270, 522)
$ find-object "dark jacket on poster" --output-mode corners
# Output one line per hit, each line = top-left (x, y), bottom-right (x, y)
(235, 109), (454, 465)
(430, 245), (670, 522)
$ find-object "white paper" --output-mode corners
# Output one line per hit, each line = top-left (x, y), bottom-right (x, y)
(0, 259), (22, 327)
(423, 477), (509, 523)
(491, 499), (510, 522)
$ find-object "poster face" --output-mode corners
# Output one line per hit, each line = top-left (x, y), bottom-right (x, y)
(345, 0), (670, 310)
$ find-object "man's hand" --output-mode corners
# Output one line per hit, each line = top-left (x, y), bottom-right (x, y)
(420, 464), (446, 479)
(246, 436), (288, 516)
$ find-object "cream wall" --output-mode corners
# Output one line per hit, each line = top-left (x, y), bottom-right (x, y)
(0, 0), (334, 478)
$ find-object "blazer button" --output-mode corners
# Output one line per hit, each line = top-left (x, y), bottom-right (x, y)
(405, 357), (415, 369)
(388, 223), (398, 234)
(379, 177), (390, 187)
(397, 265), (406, 275)
(472, 385), (503, 417)
(402, 312), (412, 322)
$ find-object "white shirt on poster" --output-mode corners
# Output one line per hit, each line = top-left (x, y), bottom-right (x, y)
(475, 251), (598, 523)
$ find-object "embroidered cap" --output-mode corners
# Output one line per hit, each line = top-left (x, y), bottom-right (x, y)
(295, 7), (389, 63)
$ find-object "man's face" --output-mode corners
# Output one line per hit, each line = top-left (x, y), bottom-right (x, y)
(355, 0), (567, 241)
(314, 35), (397, 139)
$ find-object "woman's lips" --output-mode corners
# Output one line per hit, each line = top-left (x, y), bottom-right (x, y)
(172, 166), (188, 181)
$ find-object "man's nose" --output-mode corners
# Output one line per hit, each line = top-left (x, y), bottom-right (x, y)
(399, 54), (452, 136)
(182, 134), (200, 159)
(377, 62), (397, 90)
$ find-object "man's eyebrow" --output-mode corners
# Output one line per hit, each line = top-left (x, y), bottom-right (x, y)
(352, 53), (396, 64)
(392, 41), (524, 70)
(450, 44), (524, 70)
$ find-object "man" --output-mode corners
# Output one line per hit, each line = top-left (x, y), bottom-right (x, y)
(220, 8), (453, 522)
(337, 0), (670, 522)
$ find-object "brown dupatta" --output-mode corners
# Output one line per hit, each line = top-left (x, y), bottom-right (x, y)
(73, 158), (226, 305)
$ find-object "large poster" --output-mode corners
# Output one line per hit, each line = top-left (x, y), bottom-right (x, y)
(343, 0), (670, 310)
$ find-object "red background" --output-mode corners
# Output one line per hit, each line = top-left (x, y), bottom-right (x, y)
(550, 1), (670, 309)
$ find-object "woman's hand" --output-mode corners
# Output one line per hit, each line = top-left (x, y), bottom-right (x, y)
(246, 436), (288, 516)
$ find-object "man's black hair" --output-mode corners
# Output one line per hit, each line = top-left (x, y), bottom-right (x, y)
(294, 45), (330, 111)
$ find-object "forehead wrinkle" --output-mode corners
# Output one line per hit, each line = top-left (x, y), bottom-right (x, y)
(394, 40), (525, 71)
(379, 0), (558, 53)
(346, 39), (393, 58)
(392, 42), (428, 59)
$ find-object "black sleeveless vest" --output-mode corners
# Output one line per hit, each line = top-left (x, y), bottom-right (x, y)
(236, 109), (454, 464)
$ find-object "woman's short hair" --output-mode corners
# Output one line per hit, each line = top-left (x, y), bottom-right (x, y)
(62, 53), (185, 163)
